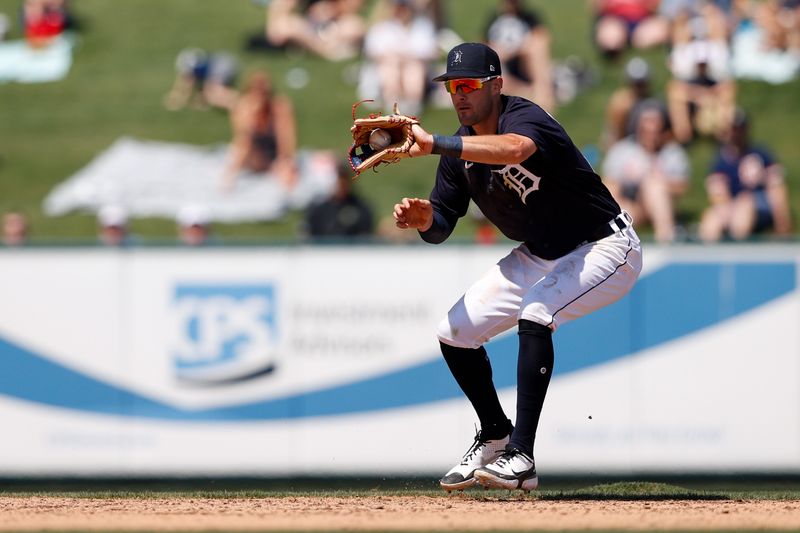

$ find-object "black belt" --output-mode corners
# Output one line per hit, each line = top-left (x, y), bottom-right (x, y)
(584, 212), (629, 244)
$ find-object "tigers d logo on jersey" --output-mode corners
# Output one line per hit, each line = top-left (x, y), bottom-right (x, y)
(492, 164), (542, 204)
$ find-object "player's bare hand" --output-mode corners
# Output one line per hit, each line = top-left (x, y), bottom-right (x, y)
(393, 197), (433, 231)
(409, 124), (433, 158)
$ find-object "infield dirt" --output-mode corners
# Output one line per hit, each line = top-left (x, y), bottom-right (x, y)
(2, 496), (800, 531)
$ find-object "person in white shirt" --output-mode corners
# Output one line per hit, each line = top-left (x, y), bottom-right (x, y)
(603, 101), (690, 243)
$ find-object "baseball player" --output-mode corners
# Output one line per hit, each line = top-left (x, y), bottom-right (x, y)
(393, 42), (643, 492)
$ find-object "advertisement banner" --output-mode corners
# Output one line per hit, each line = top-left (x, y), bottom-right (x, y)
(0, 244), (798, 475)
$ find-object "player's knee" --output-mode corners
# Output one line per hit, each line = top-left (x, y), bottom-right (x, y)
(519, 302), (552, 326)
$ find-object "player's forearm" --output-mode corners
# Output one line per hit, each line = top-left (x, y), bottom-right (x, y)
(433, 133), (535, 165)
(464, 134), (535, 164)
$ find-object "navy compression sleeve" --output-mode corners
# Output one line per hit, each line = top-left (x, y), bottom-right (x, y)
(418, 210), (455, 244)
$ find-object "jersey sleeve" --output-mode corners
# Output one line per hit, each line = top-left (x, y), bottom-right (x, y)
(418, 156), (470, 244)
(498, 98), (560, 157)
(501, 104), (545, 149)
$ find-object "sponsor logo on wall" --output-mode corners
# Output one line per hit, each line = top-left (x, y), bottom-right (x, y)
(170, 284), (278, 386)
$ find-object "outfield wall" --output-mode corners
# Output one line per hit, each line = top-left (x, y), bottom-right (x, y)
(0, 243), (798, 476)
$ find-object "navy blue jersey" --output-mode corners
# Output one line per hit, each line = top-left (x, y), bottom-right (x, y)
(420, 95), (620, 259)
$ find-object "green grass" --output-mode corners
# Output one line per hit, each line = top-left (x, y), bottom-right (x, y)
(0, 483), (728, 500)
(2, 478), (800, 500)
(1, 0), (798, 242)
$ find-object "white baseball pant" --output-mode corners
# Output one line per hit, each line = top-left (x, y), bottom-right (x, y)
(437, 216), (642, 349)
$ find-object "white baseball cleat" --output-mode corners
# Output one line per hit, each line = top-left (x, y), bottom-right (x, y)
(474, 448), (539, 492)
(439, 430), (510, 492)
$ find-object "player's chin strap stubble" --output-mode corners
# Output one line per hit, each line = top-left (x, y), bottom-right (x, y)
(431, 135), (463, 158)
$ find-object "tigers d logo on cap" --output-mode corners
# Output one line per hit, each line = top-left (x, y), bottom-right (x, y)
(432, 43), (502, 82)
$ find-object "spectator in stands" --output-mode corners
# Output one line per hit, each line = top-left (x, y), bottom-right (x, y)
(666, 7), (736, 143)
(176, 205), (213, 246)
(303, 159), (375, 239)
(221, 71), (297, 191)
(2, 211), (28, 246)
(97, 205), (130, 247)
(601, 56), (653, 149)
(362, 0), (438, 116)
(783, 0), (800, 50)
(699, 109), (792, 241)
(750, 0), (799, 52)
(23, 0), (72, 48)
(484, 0), (555, 112)
(729, 0), (800, 83)
(266, 0), (366, 61)
(602, 101), (690, 243)
(591, 0), (670, 60)
(660, 0), (733, 35)
(163, 48), (240, 111)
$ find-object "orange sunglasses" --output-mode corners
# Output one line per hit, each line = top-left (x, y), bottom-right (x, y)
(443, 76), (499, 95)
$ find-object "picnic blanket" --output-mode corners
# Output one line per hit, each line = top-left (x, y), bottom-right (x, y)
(43, 137), (338, 222)
(0, 34), (74, 84)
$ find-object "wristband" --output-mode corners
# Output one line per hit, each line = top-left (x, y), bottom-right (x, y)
(431, 134), (463, 158)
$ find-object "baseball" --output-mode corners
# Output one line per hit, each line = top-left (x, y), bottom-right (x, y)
(369, 128), (392, 150)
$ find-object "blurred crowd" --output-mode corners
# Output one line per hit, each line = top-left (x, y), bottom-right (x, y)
(2, 0), (797, 247)
(594, 0), (795, 243)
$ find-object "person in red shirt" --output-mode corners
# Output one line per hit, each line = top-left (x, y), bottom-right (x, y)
(23, 0), (67, 47)
(592, 0), (669, 59)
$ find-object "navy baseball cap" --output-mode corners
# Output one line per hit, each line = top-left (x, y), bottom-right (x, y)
(432, 42), (502, 82)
